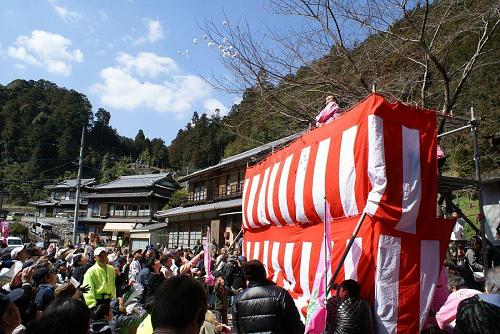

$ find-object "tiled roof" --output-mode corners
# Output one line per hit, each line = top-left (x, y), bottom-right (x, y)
(94, 173), (172, 189)
(177, 132), (304, 181)
(47, 178), (96, 189)
(157, 198), (242, 218)
(85, 192), (154, 199)
(130, 222), (168, 232)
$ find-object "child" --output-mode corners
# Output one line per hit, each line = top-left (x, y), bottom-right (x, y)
(214, 277), (234, 325)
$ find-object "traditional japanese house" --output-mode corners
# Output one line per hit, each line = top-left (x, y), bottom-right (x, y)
(31, 178), (96, 217)
(154, 133), (302, 249)
(81, 173), (179, 242)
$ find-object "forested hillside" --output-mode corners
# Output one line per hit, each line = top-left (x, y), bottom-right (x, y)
(0, 80), (169, 204)
(1, 0), (498, 205)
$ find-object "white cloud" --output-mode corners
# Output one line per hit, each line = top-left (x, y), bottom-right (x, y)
(146, 19), (164, 42)
(91, 54), (211, 115)
(204, 98), (229, 116)
(7, 30), (83, 76)
(116, 52), (178, 77)
(14, 64), (26, 70)
(48, 0), (82, 23)
(134, 18), (164, 45)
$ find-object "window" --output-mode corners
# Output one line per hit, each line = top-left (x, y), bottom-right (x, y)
(114, 205), (125, 217)
(193, 183), (207, 201)
(69, 191), (76, 199)
(53, 192), (61, 200)
(89, 202), (100, 217)
(226, 175), (231, 195)
(167, 228), (178, 249)
(189, 224), (202, 248)
(127, 204), (138, 217)
(138, 205), (150, 217)
(177, 224), (189, 248)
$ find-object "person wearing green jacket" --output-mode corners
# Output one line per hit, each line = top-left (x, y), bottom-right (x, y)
(83, 247), (116, 309)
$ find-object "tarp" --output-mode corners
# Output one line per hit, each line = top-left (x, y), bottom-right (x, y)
(241, 94), (455, 333)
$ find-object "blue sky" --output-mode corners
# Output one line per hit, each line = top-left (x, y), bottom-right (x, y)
(0, 0), (299, 144)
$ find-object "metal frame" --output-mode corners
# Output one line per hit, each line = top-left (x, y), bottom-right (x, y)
(326, 105), (491, 294)
(434, 107), (490, 273)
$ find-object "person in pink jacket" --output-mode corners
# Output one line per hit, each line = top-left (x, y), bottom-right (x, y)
(316, 96), (342, 127)
(435, 276), (481, 333)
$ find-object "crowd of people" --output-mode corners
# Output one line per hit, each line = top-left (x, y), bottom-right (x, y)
(0, 228), (497, 334)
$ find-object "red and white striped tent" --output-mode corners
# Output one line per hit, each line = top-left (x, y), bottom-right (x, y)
(241, 94), (454, 333)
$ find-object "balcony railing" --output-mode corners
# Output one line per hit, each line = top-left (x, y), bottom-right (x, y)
(183, 181), (244, 206)
(214, 181), (244, 200)
(185, 190), (208, 204)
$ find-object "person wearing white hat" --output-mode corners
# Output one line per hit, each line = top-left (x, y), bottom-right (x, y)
(82, 247), (116, 309)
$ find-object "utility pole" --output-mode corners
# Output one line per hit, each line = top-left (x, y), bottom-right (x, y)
(73, 126), (85, 245)
(470, 107), (488, 272)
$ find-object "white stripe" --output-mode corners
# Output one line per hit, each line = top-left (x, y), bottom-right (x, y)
(295, 146), (311, 223)
(366, 115), (387, 216)
(241, 178), (250, 229)
(263, 240), (270, 277)
(252, 241), (261, 261)
(271, 242), (281, 282)
(419, 240), (440, 331)
(395, 126), (421, 234)
(283, 243), (296, 290)
(246, 174), (261, 229)
(257, 167), (271, 225)
(375, 234), (401, 334)
(278, 155), (294, 225)
(245, 241), (251, 260)
(339, 126), (359, 216)
(267, 162), (281, 225)
(344, 238), (363, 281)
(300, 242), (312, 298)
(313, 139), (330, 219)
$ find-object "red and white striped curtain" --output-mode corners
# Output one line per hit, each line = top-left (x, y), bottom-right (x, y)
(241, 94), (455, 333)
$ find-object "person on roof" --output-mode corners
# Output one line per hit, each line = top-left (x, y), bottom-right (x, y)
(316, 95), (342, 127)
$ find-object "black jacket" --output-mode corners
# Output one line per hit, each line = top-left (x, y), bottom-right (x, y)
(232, 280), (304, 334)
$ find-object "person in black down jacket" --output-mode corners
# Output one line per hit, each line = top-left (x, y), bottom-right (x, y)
(231, 260), (304, 334)
(326, 279), (374, 334)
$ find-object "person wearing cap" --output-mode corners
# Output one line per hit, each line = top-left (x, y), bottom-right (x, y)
(33, 268), (57, 311)
(55, 260), (68, 284)
(4, 247), (28, 280)
(128, 250), (142, 283)
(82, 247), (116, 309)
(0, 289), (23, 334)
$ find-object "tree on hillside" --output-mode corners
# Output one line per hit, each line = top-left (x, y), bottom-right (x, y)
(202, 0), (499, 175)
(205, 0), (499, 114)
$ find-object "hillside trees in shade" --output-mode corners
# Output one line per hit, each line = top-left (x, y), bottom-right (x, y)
(168, 110), (235, 174)
(0, 79), (171, 205)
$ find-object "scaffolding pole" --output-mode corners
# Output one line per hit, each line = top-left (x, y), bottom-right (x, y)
(437, 106), (491, 272)
(469, 107), (489, 273)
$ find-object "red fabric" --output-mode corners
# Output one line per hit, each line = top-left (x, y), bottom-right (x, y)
(241, 94), (453, 333)
(243, 217), (454, 333)
(242, 93), (438, 230)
